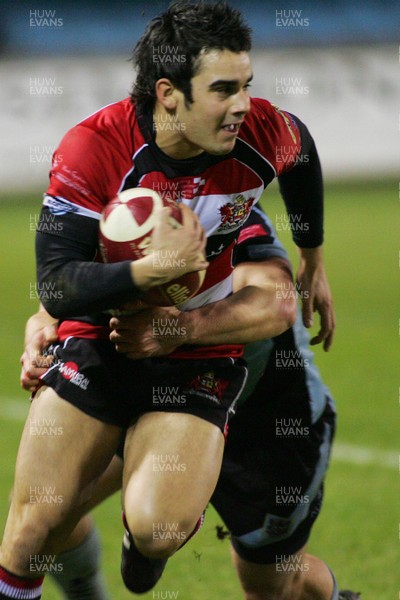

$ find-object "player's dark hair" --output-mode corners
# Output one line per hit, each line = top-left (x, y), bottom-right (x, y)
(131, 1), (252, 110)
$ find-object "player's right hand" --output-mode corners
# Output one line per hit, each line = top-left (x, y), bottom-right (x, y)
(150, 204), (209, 275)
(132, 205), (209, 290)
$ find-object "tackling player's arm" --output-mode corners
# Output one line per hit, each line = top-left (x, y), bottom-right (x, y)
(178, 256), (295, 345)
(110, 207), (297, 357)
(109, 260), (297, 358)
(20, 304), (58, 392)
(21, 255), (296, 378)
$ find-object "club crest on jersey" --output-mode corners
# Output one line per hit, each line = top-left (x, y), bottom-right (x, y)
(218, 194), (255, 232)
(186, 371), (229, 404)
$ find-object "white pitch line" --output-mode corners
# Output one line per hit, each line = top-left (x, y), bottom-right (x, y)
(332, 442), (398, 470)
(0, 398), (398, 470)
(0, 398), (30, 421)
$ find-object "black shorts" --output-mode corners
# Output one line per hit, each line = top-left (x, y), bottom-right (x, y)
(211, 377), (336, 564)
(40, 337), (248, 433)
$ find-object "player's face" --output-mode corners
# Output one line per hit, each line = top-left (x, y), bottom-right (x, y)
(157, 50), (252, 158)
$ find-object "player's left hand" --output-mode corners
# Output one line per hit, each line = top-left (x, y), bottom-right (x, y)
(296, 248), (335, 351)
(109, 306), (185, 359)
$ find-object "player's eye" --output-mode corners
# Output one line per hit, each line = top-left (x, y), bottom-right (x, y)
(212, 82), (251, 97)
(214, 86), (234, 97)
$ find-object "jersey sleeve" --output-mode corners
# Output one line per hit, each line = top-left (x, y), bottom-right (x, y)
(36, 208), (141, 319)
(47, 124), (130, 214)
(242, 99), (324, 248)
(277, 113), (324, 248)
(233, 205), (289, 266)
(36, 104), (141, 318)
(243, 99), (302, 177)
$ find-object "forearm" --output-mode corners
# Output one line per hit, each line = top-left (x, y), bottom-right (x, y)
(109, 259), (298, 357)
(24, 304), (58, 347)
(180, 262), (296, 345)
(36, 204), (207, 319)
(36, 209), (141, 319)
(37, 257), (139, 319)
(298, 245), (324, 265)
(181, 289), (291, 345)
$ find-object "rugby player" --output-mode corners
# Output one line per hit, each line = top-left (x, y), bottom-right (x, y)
(0, 3), (336, 599)
(20, 210), (359, 600)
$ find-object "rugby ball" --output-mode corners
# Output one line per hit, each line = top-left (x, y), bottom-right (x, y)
(99, 188), (206, 306)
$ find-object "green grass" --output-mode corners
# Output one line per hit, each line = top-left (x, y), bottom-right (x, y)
(0, 181), (398, 598)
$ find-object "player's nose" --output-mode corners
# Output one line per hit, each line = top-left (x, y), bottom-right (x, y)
(230, 89), (251, 117)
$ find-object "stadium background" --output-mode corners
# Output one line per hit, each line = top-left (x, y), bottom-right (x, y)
(0, 1), (397, 597)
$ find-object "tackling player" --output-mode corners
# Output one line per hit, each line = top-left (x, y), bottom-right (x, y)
(0, 3), (335, 599)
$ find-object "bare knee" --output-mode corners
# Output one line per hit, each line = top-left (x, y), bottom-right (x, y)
(1, 501), (66, 573)
(125, 510), (197, 559)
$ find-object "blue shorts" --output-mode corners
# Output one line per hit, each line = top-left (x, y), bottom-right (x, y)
(211, 331), (336, 564)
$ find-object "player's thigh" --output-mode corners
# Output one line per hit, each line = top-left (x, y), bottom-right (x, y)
(231, 544), (306, 600)
(8, 386), (122, 522)
(123, 411), (224, 536)
(81, 453), (123, 513)
(20, 386), (120, 484)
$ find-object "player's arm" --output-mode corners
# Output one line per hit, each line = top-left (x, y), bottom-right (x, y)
(109, 261), (297, 358)
(23, 211), (296, 362)
(109, 207), (296, 358)
(178, 257), (295, 345)
(36, 204), (207, 319)
(36, 125), (207, 320)
(277, 113), (335, 351)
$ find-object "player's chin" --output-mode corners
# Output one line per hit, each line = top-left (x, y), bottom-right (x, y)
(208, 139), (237, 155)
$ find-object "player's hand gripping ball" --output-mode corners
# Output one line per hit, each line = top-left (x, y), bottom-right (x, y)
(99, 188), (206, 306)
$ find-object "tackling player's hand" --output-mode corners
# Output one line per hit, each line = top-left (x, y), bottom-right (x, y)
(109, 306), (185, 359)
(297, 247), (335, 352)
(20, 311), (58, 392)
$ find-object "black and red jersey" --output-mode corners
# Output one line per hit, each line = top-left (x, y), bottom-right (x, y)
(37, 96), (323, 358)
(44, 97), (300, 309)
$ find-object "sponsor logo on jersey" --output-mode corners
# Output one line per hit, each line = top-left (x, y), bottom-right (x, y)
(142, 176), (206, 202)
(186, 371), (229, 404)
(45, 196), (78, 215)
(178, 176), (206, 200)
(271, 104), (298, 144)
(218, 194), (255, 232)
(58, 361), (90, 390)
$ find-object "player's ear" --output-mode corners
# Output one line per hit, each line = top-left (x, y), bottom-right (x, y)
(155, 78), (178, 110)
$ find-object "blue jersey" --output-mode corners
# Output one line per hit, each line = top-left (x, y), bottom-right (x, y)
(236, 206), (332, 423)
